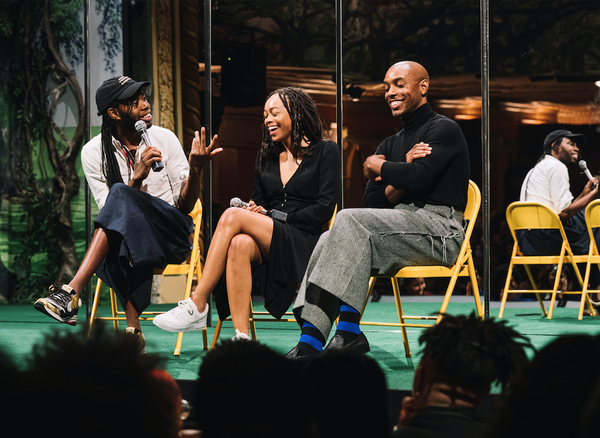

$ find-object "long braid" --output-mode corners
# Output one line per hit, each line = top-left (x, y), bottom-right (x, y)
(100, 111), (123, 189)
(260, 87), (325, 165)
(418, 312), (533, 395)
(100, 100), (136, 188)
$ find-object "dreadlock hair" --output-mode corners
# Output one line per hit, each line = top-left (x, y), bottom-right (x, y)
(535, 137), (563, 165)
(260, 87), (325, 163)
(418, 312), (533, 396)
(100, 106), (124, 189)
(100, 93), (141, 189)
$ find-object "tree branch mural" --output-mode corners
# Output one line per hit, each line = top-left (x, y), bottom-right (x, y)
(0, 0), (120, 300)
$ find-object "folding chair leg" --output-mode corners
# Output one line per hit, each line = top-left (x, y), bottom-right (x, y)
(467, 255), (484, 318)
(498, 262), (514, 318)
(88, 279), (104, 338)
(174, 333), (184, 356)
(547, 260), (567, 320)
(109, 287), (120, 331)
(391, 279), (411, 358)
(211, 319), (224, 349)
(523, 265), (548, 318)
(362, 277), (376, 314)
(437, 272), (463, 323)
(249, 298), (258, 341)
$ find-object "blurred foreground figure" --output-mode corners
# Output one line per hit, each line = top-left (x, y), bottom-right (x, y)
(393, 313), (532, 438)
(15, 324), (182, 438)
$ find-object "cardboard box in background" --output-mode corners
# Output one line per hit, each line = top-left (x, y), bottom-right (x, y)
(151, 275), (188, 304)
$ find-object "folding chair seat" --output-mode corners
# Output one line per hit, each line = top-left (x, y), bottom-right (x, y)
(88, 200), (209, 355)
(498, 201), (596, 320)
(580, 200), (600, 319)
(210, 206), (338, 348)
(360, 180), (484, 358)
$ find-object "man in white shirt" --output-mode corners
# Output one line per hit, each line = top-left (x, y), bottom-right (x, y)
(519, 129), (599, 296)
(34, 76), (221, 348)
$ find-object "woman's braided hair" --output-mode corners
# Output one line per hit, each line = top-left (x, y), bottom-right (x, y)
(259, 87), (325, 163)
(418, 312), (533, 395)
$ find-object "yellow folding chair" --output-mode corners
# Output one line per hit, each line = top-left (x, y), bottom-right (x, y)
(210, 206), (338, 348)
(360, 180), (484, 358)
(498, 201), (596, 320)
(580, 200), (600, 319)
(88, 200), (209, 355)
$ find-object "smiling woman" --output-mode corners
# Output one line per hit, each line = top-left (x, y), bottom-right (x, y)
(153, 87), (341, 339)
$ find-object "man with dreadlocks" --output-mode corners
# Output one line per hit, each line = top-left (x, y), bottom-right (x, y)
(392, 313), (532, 438)
(34, 76), (220, 349)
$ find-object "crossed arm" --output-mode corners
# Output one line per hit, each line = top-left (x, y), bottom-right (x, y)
(363, 142), (432, 204)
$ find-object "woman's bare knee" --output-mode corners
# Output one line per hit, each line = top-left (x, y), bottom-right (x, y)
(216, 207), (252, 235)
(228, 234), (260, 263)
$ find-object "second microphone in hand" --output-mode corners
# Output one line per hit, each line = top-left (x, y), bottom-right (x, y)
(229, 197), (288, 222)
(135, 121), (164, 172)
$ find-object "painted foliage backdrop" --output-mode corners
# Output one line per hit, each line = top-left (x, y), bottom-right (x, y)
(0, 0), (122, 302)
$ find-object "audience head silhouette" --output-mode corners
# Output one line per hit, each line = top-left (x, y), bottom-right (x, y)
(18, 323), (182, 438)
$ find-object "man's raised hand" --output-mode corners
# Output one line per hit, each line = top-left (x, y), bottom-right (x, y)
(189, 127), (223, 173)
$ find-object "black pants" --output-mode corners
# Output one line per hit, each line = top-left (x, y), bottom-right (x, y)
(94, 184), (194, 313)
(518, 209), (600, 288)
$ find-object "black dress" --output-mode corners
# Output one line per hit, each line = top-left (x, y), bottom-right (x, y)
(214, 139), (341, 320)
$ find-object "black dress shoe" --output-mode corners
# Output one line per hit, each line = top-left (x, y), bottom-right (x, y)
(285, 344), (321, 360)
(324, 332), (370, 354)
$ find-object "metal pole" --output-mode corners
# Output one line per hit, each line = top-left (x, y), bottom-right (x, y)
(204, 0), (212, 243)
(335, 0), (344, 209)
(84, 0), (92, 320)
(480, 0), (490, 319)
(204, 0), (213, 325)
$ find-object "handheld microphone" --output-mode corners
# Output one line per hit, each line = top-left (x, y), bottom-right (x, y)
(230, 197), (266, 213)
(579, 160), (595, 182)
(229, 197), (288, 222)
(135, 121), (164, 172)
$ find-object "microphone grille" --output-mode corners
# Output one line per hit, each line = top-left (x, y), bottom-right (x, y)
(230, 197), (242, 208)
(134, 121), (147, 133)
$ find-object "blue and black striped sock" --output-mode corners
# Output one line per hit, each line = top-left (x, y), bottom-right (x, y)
(335, 304), (361, 342)
(297, 322), (325, 355)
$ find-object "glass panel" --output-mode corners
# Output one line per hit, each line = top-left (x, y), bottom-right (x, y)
(205, 0), (337, 211)
(489, 0), (600, 302)
(340, 0), (482, 207)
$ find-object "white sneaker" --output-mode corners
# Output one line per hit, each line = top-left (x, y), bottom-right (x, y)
(152, 298), (208, 333)
(232, 329), (251, 340)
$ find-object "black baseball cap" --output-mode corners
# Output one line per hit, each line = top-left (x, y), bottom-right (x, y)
(543, 129), (586, 153)
(96, 76), (150, 115)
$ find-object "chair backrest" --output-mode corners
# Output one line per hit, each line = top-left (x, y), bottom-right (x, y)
(585, 199), (600, 230)
(585, 199), (600, 249)
(505, 201), (569, 246)
(327, 204), (338, 230)
(465, 180), (481, 222)
(462, 180), (481, 243)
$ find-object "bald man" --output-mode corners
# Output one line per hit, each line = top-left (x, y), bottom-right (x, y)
(287, 61), (471, 358)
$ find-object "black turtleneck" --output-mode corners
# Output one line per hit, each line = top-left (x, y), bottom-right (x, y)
(363, 102), (470, 211)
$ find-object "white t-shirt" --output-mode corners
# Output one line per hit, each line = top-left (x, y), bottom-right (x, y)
(81, 125), (189, 210)
(519, 154), (573, 213)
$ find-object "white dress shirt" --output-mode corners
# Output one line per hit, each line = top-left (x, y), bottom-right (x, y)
(81, 125), (189, 210)
(520, 154), (573, 213)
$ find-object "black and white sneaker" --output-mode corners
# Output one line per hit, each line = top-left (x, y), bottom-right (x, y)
(125, 327), (147, 354)
(33, 284), (81, 326)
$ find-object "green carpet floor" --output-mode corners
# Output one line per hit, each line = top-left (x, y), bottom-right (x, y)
(2, 296), (599, 390)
